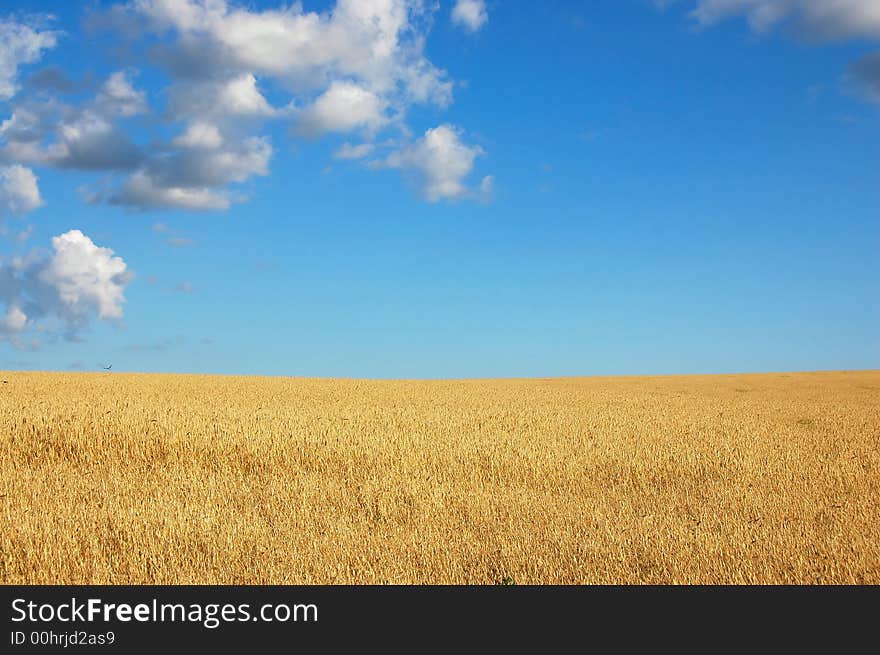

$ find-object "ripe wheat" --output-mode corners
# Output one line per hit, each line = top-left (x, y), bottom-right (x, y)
(1, 370), (878, 584)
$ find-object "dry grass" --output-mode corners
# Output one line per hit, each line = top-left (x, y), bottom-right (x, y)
(1, 370), (878, 584)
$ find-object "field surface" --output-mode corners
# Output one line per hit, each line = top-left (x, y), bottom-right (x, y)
(1, 370), (878, 584)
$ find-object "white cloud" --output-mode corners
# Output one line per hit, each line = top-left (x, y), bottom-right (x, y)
(100, 132), (271, 211)
(39, 230), (129, 320)
(0, 72), (146, 171)
(674, 0), (880, 40)
(48, 110), (144, 170)
(0, 69), (269, 211)
(296, 81), (387, 135)
(119, 0), (453, 105)
(383, 124), (487, 201)
(168, 73), (278, 120)
(0, 230), (131, 343)
(0, 2), (485, 212)
(172, 122), (225, 149)
(84, 0), (460, 209)
(2, 304), (26, 332)
(0, 104), (49, 143)
(333, 141), (375, 160)
(452, 0), (488, 33)
(0, 17), (59, 101)
(110, 171), (232, 211)
(95, 70), (148, 117)
(0, 164), (43, 216)
(149, 136), (271, 189)
(219, 73), (276, 116)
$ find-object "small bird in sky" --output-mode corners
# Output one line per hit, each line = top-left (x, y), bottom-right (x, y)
(102, 364), (112, 370)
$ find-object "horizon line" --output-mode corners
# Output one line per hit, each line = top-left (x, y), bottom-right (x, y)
(2, 367), (878, 382)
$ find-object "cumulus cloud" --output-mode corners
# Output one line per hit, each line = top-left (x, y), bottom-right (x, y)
(669, 0), (880, 41)
(0, 17), (59, 101)
(103, 134), (271, 210)
(39, 230), (129, 320)
(75, 0), (473, 209)
(108, 170), (233, 211)
(382, 124), (486, 201)
(0, 2), (489, 212)
(0, 72), (146, 171)
(0, 164), (42, 216)
(452, 0), (488, 33)
(145, 136), (271, 189)
(168, 73), (278, 120)
(115, 0), (453, 103)
(296, 81), (387, 136)
(80, 71), (276, 209)
(45, 111), (144, 170)
(0, 229), (131, 342)
(0, 104), (48, 143)
(95, 69), (148, 117)
(172, 122), (225, 149)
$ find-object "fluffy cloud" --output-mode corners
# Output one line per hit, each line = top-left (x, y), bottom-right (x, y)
(172, 121), (224, 149)
(0, 17), (59, 101)
(78, 0), (471, 208)
(383, 124), (487, 201)
(168, 73), (278, 120)
(39, 230), (129, 320)
(0, 73), (146, 171)
(452, 0), (488, 33)
(46, 111), (144, 170)
(120, 0), (453, 103)
(147, 136), (271, 189)
(2, 304), (26, 331)
(672, 0), (880, 40)
(296, 81), (387, 136)
(0, 164), (42, 216)
(108, 171), (233, 211)
(95, 70), (148, 117)
(103, 134), (271, 210)
(0, 230), (131, 342)
(0, 2), (489, 212)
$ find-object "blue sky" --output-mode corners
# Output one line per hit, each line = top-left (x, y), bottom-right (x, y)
(0, 0), (877, 377)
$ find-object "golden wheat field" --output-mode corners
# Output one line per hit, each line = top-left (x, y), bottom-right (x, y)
(1, 370), (878, 584)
